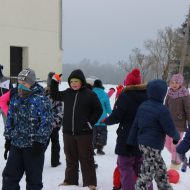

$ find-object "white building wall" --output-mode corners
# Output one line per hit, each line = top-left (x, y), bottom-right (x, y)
(0, 0), (62, 80)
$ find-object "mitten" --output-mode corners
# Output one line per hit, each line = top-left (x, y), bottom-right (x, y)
(4, 139), (11, 160)
(173, 139), (179, 145)
(52, 74), (62, 83)
(32, 142), (44, 157)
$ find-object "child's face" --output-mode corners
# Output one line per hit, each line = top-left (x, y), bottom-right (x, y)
(170, 80), (181, 91)
(70, 79), (82, 90)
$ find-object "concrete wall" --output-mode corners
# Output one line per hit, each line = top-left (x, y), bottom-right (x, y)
(0, 0), (62, 80)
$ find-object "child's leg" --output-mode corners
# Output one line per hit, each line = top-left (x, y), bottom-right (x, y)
(113, 166), (121, 189)
(135, 145), (157, 190)
(165, 135), (173, 153)
(117, 155), (136, 190)
(171, 132), (184, 164)
(93, 127), (98, 149)
(154, 152), (173, 190)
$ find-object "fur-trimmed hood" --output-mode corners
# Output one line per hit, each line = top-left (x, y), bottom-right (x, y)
(123, 84), (147, 92)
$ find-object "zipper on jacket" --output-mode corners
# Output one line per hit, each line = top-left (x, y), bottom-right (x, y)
(72, 92), (78, 135)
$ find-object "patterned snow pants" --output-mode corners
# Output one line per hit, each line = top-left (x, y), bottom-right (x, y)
(135, 145), (173, 190)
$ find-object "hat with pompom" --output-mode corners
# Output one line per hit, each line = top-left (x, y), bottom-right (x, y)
(124, 68), (141, 85)
(170, 73), (184, 86)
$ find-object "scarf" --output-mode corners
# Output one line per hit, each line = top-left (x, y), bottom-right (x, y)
(167, 86), (189, 99)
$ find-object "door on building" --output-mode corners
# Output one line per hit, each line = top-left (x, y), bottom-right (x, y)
(10, 46), (23, 77)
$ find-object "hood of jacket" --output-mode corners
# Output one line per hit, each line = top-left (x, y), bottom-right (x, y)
(67, 69), (86, 87)
(147, 79), (167, 102)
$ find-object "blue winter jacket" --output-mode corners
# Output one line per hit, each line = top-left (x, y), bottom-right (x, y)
(93, 87), (112, 126)
(176, 125), (190, 154)
(4, 83), (53, 148)
(127, 79), (180, 150)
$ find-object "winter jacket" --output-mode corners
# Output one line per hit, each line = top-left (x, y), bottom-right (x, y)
(105, 84), (147, 156)
(176, 125), (190, 154)
(50, 69), (103, 135)
(165, 95), (190, 132)
(0, 90), (10, 116)
(127, 79), (180, 150)
(4, 83), (53, 148)
(45, 89), (63, 128)
(93, 87), (112, 127)
(0, 76), (12, 97)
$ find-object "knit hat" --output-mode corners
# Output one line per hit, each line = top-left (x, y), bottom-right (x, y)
(170, 73), (184, 86)
(93, 79), (104, 89)
(124, 68), (141, 86)
(18, 68), (36, 86)
(47, 72), (55, 87)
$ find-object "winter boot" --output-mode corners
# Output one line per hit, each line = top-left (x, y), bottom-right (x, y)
(51, 162), (61, 167)
(170, 160), (181, 170)
(97, 149), (105, 155)
(88, 185), (96, 190)
(94, 163), (98, 169)
(96, 145), (105, 155)
(112, 187), (121, 190)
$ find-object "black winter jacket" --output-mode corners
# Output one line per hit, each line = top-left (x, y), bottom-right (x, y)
(105, 84), (147, 156)
(50, 69), (102, 135)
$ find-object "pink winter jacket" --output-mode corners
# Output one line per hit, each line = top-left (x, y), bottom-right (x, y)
(0, 91), (10, 116)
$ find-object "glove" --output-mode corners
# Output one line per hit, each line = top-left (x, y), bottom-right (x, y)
(177, 153), (186, 162)
(4, 139), (11, 160)
(32, 142), (44, 157)
(52, 74), (62, 83)
(173, 139), (179, 145)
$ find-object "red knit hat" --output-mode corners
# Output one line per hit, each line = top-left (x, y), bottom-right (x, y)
(124, 68), (141, 85)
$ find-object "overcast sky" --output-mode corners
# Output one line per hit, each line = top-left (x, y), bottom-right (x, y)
(62, 0), (190, 65)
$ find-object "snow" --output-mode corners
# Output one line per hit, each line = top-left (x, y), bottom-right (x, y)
(0, 82), (190, 189)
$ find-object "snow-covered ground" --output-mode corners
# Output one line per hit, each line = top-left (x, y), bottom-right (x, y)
(0, 82), (189, 189)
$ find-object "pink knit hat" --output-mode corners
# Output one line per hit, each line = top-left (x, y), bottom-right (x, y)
(170, 74), (184, 85)
(124, 68), (141, 86)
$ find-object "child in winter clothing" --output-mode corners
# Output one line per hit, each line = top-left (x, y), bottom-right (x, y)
(127, 79), (180, 190)
(92, 79), (112, 155)
(103, 68), (153, 190)
(2, 68), (53, 190)
(0, 87), (18, 118)
(50, 69), (102, 190)
(45, 72), (63, 167)
(0, 90), (11, 117)
(165, 73), (190, 169)
(0, 65), (13, 124)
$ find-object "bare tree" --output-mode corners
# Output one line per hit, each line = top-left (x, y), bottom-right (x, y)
(144, 27), (179, 81)
(117, 48), (152, 82)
